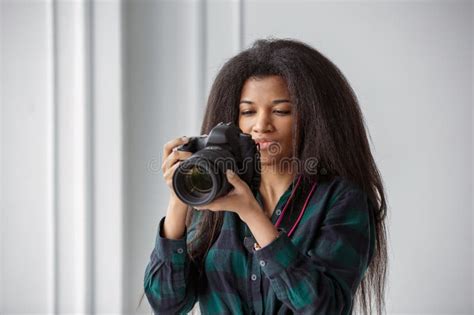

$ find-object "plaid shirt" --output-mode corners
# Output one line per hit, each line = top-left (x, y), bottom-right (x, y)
(144, 175), (376, 314)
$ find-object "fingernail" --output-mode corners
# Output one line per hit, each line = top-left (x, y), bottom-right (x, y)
(181, 136), (188, 142)
(227, 169), (235, 177)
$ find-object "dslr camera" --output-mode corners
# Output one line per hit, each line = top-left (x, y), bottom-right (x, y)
(172, 122), (261, 206)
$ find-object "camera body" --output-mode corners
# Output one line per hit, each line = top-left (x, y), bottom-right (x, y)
(172, 122), (261, 206)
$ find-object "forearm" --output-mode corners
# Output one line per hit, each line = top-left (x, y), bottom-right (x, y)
(162, 196), (188, 239)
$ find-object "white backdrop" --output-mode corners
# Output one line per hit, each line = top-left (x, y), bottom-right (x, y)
(1, 0), (472, 314)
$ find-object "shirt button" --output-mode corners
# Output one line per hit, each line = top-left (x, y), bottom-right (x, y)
(275, 209), (282, 216)
(251, 274), (257, 281)
(259, 260), (266, 267)
(177, 248), (184, 254)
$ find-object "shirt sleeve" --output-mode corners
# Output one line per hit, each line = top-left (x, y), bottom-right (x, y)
(254, 188), (374, 314)
(143, 212), (201, 314)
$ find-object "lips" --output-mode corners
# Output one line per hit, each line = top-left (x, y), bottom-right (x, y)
(254, 138), (277, 150)
(257, 142), (275, 150)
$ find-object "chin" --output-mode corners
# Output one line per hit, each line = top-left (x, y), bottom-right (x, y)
(259, 155), (282, 166)
(259, 153), (294, 170)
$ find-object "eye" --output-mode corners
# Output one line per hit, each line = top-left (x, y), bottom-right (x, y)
(240, 110), (255, 116)
(274, 110), (291, 115)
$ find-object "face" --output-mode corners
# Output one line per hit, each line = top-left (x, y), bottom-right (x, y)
(238, 75), (295, 169)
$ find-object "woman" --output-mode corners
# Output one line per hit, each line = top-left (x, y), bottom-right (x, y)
(142, 38), (388, 314)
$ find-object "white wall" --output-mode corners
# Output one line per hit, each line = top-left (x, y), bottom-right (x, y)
(1, 0), (472, 314)
(1, 0), (124, 313)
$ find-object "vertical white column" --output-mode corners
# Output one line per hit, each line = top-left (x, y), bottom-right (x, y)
(54, 0), (91, 313)
(56, 0), (125, 313)
(92, 0), (124, 313)
(49, 0), (57, 313)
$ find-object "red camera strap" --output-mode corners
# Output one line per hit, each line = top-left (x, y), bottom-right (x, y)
(275, 175), (318, 237)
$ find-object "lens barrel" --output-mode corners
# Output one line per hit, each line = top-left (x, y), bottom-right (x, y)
(172, 148), (236, 206)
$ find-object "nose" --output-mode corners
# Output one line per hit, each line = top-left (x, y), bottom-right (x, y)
(252, 111), (274, 133)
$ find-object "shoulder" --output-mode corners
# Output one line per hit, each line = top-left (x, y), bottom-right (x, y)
(317, 175), (366, 198)
(312, 175), (370, 212)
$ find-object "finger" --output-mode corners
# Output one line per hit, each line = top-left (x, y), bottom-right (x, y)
(225, 169), (244, 189)
(161, 150), (193, 172)
(162, 136), (189, 160)
(162, 151), (179, 173)
(163, 160), (182, 181)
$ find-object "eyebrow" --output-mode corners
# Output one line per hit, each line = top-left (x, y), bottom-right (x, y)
(239, 99), (291, 105)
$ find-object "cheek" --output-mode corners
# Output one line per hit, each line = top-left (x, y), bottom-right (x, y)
(238, 117), (251, 132)
(282, 123), (294, 147)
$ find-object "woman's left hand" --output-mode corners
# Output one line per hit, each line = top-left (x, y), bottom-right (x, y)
(194, 169), (261, 220)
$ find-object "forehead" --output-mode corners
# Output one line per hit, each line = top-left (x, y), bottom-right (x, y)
(240, 75), (290, 98)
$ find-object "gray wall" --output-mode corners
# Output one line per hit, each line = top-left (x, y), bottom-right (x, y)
(1, 0), (472, 314)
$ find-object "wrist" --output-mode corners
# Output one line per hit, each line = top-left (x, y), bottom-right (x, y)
(168, 194), (188, 213)
(164, 198), (188, 240)
(238, 202), (263, 223)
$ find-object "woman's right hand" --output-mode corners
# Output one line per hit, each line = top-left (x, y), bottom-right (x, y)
(161, 136), (193, 200)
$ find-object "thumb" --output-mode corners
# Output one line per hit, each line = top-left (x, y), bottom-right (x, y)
(226, 169), (242, 187)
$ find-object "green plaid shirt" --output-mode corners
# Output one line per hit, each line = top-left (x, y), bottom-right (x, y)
(144, 175), (376, 314)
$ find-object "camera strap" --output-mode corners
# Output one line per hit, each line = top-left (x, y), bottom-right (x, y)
(274, 175), (318, 238)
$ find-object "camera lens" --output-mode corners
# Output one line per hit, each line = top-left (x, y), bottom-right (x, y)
(183, 165), (213, 194)
(172, 149), (236, 206)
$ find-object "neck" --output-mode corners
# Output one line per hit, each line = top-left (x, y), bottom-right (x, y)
(258, 165), (298, 216)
